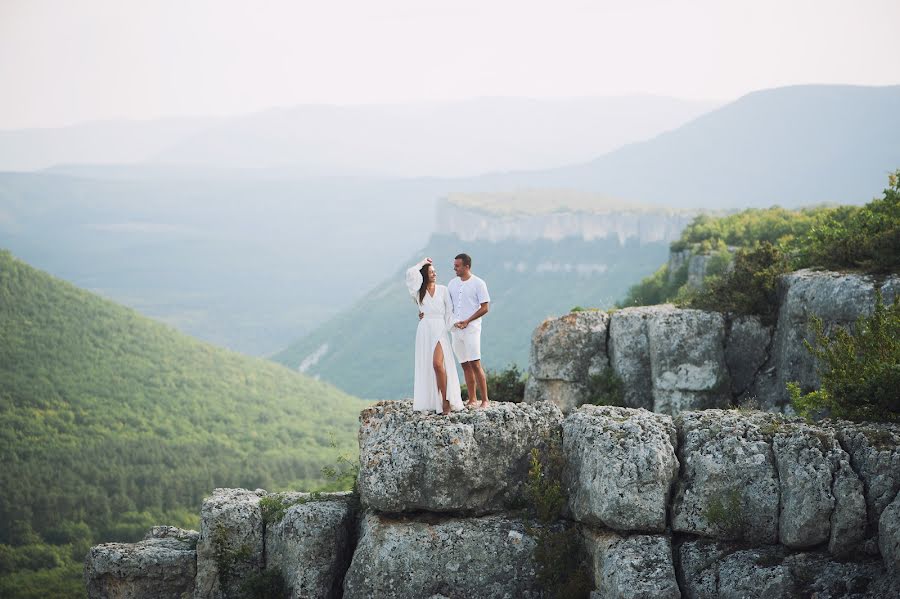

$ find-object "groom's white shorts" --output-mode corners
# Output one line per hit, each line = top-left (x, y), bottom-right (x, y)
(451, 328), (482, 363)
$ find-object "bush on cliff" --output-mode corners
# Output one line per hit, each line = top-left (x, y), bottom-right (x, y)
(685, 242), (791, 324)
(461, 364), (526, 403)
(789, 289), (900, 422)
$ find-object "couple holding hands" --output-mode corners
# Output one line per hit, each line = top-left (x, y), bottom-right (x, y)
(405, 253), (490, 415)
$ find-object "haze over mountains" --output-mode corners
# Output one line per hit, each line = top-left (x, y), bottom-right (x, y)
(1, 84), (898, 361)
(0, 96), (716, 176)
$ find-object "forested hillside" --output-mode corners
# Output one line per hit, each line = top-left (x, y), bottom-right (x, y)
(0, 250), (366, 598)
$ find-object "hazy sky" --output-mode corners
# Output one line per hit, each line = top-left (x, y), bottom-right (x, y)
(1, 0), (898, 129)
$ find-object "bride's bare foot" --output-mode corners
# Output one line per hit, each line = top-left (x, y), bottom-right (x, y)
(442, 398), (451, 415)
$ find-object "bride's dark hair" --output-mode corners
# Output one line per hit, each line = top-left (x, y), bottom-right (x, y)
(418, 263), (432, 304)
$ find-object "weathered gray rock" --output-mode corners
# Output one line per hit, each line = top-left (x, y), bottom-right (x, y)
(343, 511), (543, 599)
(773, 422), (866, 552)
(671, 410), (780, 543)
(725, 315), (772, 397)
(194, 488), (264, 599)
(835, 422), (900, 534)
(144, 526), (199, 546)
(85, 537), (196, 599)
(762, 270), (880, 409)
(357, 400), (564, 513)
(265, 492), (357, 599)
(879, 490), (900, 576)
(608, 306), (671, 410)
(524, 377), (589, 415)
(647, 309), (731, 414)
(528, 311), (610, 382)
(687, 253), (712, 289)
(562, 406), (678, 532)
(583, 529), (680, 599)
(678, 540), (892, 599)
(524, 310), (610, 413)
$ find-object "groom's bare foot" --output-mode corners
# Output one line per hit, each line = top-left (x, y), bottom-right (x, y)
(479, 399), (490, 409)
(465, 400), (478, 408)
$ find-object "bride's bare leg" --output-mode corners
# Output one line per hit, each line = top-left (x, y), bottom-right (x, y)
(433, 342), (450, 415)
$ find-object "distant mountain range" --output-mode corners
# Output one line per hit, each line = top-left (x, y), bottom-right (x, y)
(473, 84), (900, 207)
(0, 96), (715, 176)
(1, 84), (897, 361)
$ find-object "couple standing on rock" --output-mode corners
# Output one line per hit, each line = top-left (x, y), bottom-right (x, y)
(405, 253), (491, 415)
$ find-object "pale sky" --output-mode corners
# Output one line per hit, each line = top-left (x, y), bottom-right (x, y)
(1, 0), (898, 129)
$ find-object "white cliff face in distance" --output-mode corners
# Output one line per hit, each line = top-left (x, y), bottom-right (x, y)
(439, 191), (700, 244)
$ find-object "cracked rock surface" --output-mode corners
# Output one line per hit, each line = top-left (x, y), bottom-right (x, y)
(563, 405), (678, 532)
(357, 400), (563, 514)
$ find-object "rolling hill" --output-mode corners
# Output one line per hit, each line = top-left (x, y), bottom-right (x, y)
(0, 249), (367, 598)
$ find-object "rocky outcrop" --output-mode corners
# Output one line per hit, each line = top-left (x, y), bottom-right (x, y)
(677, 539), (898, 599)
(86, 402), (900, 598)
(357, 400), (563, 514)
(524, 310), (609, 412)
(343, 511), (543, 599)
(526, 269), (899, 414)
(563, 406), (678, 532)
(671, 410), (780, 543)
(583, 529), (680, 599)
(264, 492), (357, 599)
(84, 531), (197, 599)
(194, 488), (264, 599)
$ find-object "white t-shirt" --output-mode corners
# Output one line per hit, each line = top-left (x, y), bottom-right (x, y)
(447, 274), (490, 331)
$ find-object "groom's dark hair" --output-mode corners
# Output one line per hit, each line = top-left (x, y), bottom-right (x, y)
(455, 253), (472, 268)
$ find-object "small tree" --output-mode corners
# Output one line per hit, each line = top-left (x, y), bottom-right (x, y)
(789, 290), (900, 422)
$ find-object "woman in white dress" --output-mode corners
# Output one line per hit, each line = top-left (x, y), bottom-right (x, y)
(405, 258), (464, 415)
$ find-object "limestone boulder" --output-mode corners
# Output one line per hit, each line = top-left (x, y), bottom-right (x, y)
(834, 421), (900, 534)
(647, 309), (731, 414)
(343, 511), (544, 599)
(764, 270), (880, 409)
(678, 540), (893, 599)
(724, 315), (772, 398)
(194, 488), (264, 599)
(357, 400), (564, 513)
(264, 492), (357, 599)
(562, 406), (678, 532)
(524, 377), (589, 415)
(671, 410), (779, 543)
(773, 422), (866, 553)
(528, 310), (610, 382)
(878, 491), (900, 577)
(85, 537), (196, 599)
(582, 529), (680, 599)
(608, 305), (671, 410)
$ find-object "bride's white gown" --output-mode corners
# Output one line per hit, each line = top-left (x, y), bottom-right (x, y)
(406, 268), (464, 413)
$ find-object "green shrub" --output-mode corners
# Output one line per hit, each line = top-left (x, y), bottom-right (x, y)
(524, 439), (592, 599)
(461, 364), (526, 403)
(789, 289), (900, 422)
(583, 369), (625, 407)
(685, 242), (791, 324)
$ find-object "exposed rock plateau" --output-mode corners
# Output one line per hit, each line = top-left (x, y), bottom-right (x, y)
(525, 269), (899, 414)
(86, 402), (900, 598)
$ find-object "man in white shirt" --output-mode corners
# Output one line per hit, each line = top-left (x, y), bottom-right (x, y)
(447, 253), (491, 408)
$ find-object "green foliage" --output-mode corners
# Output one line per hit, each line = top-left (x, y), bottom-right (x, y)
(0, 249), (365, 597)
(704, 487), (745, 538)
(789, 290), (900, 422)
(584, 369), (625, 407)
(619, 261), (687, 307)
(626, 171), (900, 317)
(684, 242), (791, 324)
(796, 170), (900, 272)
(525, 439), (592, 599)
(461, 364), (526, 404)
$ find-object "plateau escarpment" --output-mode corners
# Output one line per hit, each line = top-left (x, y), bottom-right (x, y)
(85, 401), (900, 598)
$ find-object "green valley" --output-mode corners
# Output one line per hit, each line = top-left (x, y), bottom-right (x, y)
(0, 250), (367, 598)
